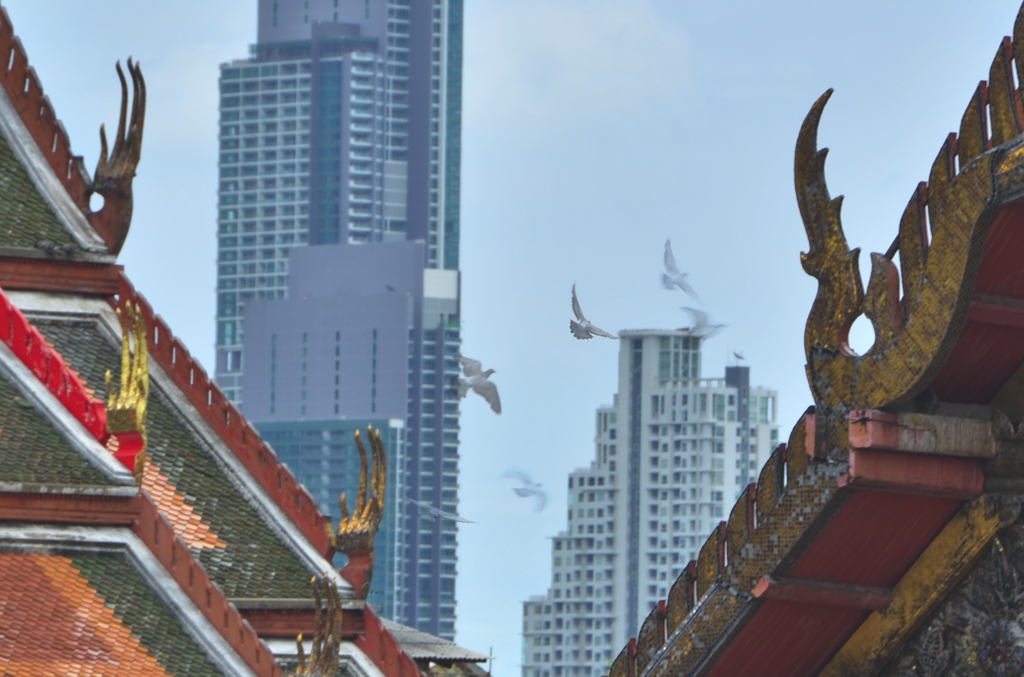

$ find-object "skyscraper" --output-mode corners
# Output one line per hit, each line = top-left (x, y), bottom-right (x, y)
(214, 0), (464, 639)
(521, 329), (780, 677)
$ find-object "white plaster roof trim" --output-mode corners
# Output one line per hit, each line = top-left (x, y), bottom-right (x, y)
(0, 336), (135, 484)
(0, 76), (109, 254)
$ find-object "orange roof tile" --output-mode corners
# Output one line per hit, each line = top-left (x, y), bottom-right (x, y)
(142, 462), (226, 551)
(0, 553), (169, 676)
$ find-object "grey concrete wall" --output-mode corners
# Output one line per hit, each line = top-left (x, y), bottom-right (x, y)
(241, 293), (411, 422)
(288, 240), (425, 299)
(241, 241), (425, 423)
(258, 0), (387, 44)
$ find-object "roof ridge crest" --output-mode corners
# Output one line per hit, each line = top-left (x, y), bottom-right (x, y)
(0, 286), (107, 440)
(0, 7), (91, 224)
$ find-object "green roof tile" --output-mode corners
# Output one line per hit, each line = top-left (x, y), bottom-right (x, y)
(0, 130), (76, 249)
(0, 366), (113, 486)
(71, 551), (225, 677)
(31, 314), (314, 598)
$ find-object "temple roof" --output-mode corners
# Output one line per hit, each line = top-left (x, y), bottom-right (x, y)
(0, 361), (115, 487)
(10, 295), (324, 600)
(0, 3), (484, 674)
(379, 620), (489, 664)
(606, 2), (1024, 676)
(0, 129), (77, 251)
(0, 524), (261, 676)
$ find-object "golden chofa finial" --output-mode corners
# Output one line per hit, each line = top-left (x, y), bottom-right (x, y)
(104, 300), (149, 484)
(326, 426), (387, 598)
(293, 575), (344, 677)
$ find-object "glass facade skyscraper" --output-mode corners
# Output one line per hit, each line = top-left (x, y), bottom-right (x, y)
(215, 0), (465, 639)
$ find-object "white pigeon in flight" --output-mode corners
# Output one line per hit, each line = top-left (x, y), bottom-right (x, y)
(502, 471), (547, 511)
(661, 239), (700, 301)
(458, 356), (501, 414)
(682, 307), (726, 340)
(404, 497), (474, 523)
(570, 285), (619, 340)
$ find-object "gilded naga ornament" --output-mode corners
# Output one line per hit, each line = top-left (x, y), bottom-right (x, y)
(104, 300), (149, 483)
(86, 58), (146, 254)
(293, 575), (345, 677)
(326, 426), (387, 598)
(796, 3), (1024, 457)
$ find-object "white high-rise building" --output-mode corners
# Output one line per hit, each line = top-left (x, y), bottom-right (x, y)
(522, 329), (780, 677)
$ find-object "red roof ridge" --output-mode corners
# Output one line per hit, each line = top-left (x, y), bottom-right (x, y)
(0, 4), (146, 254)
(359, 604), (424, 677)
(115, 272), (334, 557)
(0, 285), (107, 440)
(0, 5), (89, 219)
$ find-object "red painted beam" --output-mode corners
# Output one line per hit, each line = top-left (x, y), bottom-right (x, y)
(968, 295), (1024, 328)
(0, 257), (123, 295)
(847, 409), (997, 459)
(838, 449), (984, 499)
(237, 608), (364, 638)
(0, 492), (139, 525)
(751, 576), (891, 610)
(705, 491), (963, 676)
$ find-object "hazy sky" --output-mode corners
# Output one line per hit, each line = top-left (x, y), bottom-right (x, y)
(6, 0), (1024, 674)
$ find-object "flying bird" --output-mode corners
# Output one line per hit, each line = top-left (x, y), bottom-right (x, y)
(404, 497), (473, 523)
(682, 307), (726, 340)
(502, 471), (547, 511)
(661, 239), (700, 301)
(733, 351), (746, 361)
(570, 285), (618, 340)
(458, 356), (501, 414)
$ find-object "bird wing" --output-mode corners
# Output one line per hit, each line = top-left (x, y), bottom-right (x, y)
(405, 497), (439, 519)
(474, 379), (501, 414)
(678, 279), (700, 303)
(406, 497), (436, 513)
(570, 320), (593, 340)
(682, 307), (707, 329)
(664, 239), (679, 274)
(459, 356), (482, 376)
(704, 323), (726, 340)
(535, 490), (547, 512)
(438, 507), (474, 523)
(571, 284), (586, 322)
(588, 324), (620, 340)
